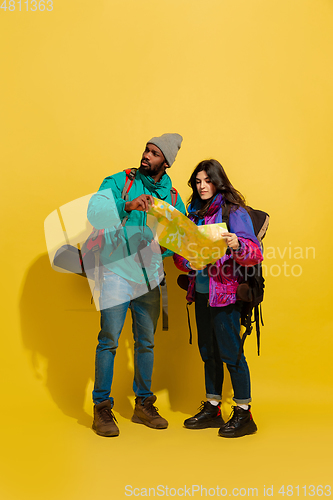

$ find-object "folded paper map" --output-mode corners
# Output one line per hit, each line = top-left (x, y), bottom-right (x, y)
(147, 197), (228, 267)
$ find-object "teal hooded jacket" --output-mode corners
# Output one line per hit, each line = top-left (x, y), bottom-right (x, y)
(87, 169), (186, 285)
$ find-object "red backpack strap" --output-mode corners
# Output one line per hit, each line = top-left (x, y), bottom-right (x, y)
(170, 187), (178, 206)
(121, 168), (138, 200)
(81, 228), (104, 257)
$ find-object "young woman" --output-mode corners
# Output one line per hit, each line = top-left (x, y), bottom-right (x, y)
(173, 159), (263, 437)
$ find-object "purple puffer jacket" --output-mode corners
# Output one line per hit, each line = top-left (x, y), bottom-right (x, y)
(173, 196), (263, 307)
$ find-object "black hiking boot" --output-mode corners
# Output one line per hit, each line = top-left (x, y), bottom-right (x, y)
(184, 401), (224, 429)
(218, 405), (257, 438)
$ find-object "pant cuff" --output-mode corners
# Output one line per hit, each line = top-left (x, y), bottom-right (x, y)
(93, 397), (114, 408)
(233, 397), (252, 404)
(206, 393), (222, 400)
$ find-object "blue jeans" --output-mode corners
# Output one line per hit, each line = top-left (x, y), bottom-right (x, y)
(92, 270), (160, 406)
(195, 292), (252, 404)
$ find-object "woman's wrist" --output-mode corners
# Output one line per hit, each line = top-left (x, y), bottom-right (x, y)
(234, 239), (242, 252)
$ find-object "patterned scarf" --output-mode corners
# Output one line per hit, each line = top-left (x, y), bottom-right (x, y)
(188, 193), (223, 221)
(138, 170), (172, 200)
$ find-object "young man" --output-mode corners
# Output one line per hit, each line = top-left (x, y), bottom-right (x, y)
(88, 133), (185, 437)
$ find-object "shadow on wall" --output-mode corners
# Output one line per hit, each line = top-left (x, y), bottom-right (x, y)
(19, 254), (99, 427)
(19, 254), (233, 427)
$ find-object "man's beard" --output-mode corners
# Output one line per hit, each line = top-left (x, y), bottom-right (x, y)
(139, 159), (164, 177)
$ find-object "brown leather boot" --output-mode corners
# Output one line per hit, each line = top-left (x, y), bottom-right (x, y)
(92, 400), (119, 437)
(131, 395), (168, 429)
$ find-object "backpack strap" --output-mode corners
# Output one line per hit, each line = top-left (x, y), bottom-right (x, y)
(160, 274), (169, 330)
(170, 187), (178, 207)
(246, 207), (270, 242)
(122, 168), (177, 206)
(257, 214), (270, 242)
(221, 201), (231, 228)
(122, 168), (138, 200)
(186, 302), (193, 344)
(117, 168), (139, 230)
(159, 187), (178, 331)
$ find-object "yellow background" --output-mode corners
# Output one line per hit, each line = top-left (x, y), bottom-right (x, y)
(1, 1), (333, 499)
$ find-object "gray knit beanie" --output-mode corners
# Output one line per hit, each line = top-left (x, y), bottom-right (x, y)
(147, 133), (183, 167)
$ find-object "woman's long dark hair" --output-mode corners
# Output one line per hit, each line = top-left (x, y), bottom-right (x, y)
(187, 159), (247, 217)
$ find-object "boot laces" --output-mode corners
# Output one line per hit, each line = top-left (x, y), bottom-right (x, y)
(99, 407), (118, 424)
(197, 401), (207, 413)
(192, 401), (213, 418)
(225, 406), (242, 428)
(145, 401), (161, 417)
(229, 405), (238, 417)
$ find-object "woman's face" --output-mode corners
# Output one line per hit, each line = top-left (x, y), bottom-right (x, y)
(196, 170), (217, 200)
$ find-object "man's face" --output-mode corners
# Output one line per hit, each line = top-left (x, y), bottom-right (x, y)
(139, 143), (168, 178)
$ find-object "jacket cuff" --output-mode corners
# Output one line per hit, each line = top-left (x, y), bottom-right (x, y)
(185, 260), (192, 271)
